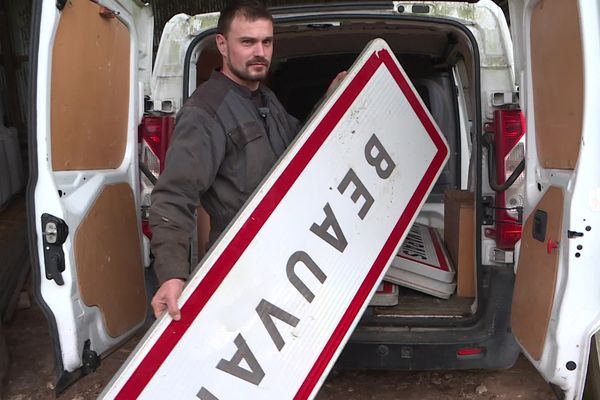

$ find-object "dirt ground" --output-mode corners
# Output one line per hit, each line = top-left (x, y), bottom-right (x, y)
(1, 297), (557, 400)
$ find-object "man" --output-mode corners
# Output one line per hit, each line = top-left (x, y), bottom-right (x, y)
(149, 0), (297, 320)
(150, 0), (345, 321)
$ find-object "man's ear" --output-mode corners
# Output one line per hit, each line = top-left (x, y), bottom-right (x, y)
(216, 34), (227, 57)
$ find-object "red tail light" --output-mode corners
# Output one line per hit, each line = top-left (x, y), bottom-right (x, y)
(494, 109), (526, 248)
(138, 115), (175, 173)
(139, 115), (175, 238)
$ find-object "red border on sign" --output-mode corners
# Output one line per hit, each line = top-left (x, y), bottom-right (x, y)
(429, 227), (450, 272)
(115, 48), (448, 399)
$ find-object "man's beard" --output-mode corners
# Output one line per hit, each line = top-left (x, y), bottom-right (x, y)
(228, 56), (270, 83)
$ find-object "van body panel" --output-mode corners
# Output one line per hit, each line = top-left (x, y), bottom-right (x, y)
(29, 0), (152, 391)
(510, 0), (600, 398)
(150, 12), (219, 113)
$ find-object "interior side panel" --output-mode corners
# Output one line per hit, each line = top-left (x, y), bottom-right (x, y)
(74, 183), (146, 338)
(511, 186), (564, 360)
(530, 0), (583, 169)
(51, 0), (130, 171)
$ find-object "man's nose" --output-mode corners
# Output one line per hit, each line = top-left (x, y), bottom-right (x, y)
(253, 43), (266, 57)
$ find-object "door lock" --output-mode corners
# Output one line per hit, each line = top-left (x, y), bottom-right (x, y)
(43, 221), (58, 244)
(41, 214), (69, 285)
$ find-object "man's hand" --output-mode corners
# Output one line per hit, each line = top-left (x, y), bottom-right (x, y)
(151, 278), (185, 321)
(326, 71), (348, 96)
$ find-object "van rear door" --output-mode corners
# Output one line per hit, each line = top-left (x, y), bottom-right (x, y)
(28, 0), (152, 392)
(509, 0), (600, 398)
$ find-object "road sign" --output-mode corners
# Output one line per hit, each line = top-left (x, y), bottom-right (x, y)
(100, 38), (449, 400)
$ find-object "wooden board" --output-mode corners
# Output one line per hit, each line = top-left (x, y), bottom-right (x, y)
(51, 0), (130, 171)
(531, 0), (583, 170)
(511, 186), (563, 360)
(74, 183), (146, 337)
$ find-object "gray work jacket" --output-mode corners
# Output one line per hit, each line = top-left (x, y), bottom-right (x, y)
(150, 71), (301, 283)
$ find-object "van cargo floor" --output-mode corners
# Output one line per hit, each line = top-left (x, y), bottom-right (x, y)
(370, 287), (473, 319)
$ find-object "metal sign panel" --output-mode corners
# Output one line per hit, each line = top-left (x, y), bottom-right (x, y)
(100, 38), (449, 400)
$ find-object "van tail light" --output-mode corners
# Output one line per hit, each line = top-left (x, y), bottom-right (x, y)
(492, 109), (526, 249)
(139, 115), (175, 174)
(139, 115), (175, 238)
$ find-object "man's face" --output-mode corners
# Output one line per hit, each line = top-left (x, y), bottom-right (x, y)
(217, 15), (273, 89)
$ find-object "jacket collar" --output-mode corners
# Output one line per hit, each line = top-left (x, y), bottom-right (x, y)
(211, 70), (265, 99)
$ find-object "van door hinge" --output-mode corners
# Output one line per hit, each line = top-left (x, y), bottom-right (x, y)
(81, 339), (101, 374)
(41, 214), (69, 286)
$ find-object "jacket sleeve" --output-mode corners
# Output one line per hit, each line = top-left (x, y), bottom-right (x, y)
(287, 112), (302, 139)
(149, 106), (226, 284)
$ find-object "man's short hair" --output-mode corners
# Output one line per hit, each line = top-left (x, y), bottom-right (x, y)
(217, 0), (273, 35)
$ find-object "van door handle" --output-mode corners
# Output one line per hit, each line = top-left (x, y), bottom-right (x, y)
(533, 210), (548, 242)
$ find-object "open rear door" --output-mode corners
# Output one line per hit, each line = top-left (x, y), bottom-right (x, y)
(27, 0), (152, 392)
(509, 1), (600, 398)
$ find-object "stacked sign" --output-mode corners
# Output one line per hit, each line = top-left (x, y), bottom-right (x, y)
(385, 223), (456, 299)
(369, 281), (399, 306)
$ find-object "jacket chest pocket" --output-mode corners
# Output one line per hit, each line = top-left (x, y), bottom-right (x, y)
(228, 121), (264, 147)
(226, 121), (276, 194)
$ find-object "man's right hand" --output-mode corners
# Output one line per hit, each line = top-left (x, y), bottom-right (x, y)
(151, 278), (185, 321)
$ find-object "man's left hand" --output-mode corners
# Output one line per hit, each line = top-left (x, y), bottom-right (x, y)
(326, 71), (348, 96)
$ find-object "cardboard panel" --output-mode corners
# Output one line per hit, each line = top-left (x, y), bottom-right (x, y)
(444, 190), (475, 297)
(511, 186), (563, 360)
(74, 183), (146, 337)
(531, 0), (583, 170)
(51, 0), (130, 171)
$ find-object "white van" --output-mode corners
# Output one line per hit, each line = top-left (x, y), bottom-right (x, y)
(27, 0), (600, 398)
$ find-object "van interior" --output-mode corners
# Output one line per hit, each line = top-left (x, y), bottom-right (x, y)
(187, 17), (482, 323)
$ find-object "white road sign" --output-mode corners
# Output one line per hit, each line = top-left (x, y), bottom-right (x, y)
(100, 38), (449, 400)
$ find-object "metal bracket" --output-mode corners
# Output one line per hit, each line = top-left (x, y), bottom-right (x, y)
(567, 230), (584, 238)
(99, 5), (120, 18)
(81, 339), (101, 374)
(41, 214), (69, 285)
(481, 196), (494, 225)
(491, 91), (519, 107)
(490, 248), (514, 264)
